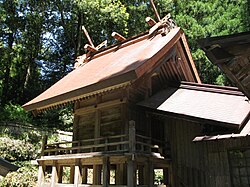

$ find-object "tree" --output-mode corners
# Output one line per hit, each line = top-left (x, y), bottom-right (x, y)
(172, 0), (250, 84)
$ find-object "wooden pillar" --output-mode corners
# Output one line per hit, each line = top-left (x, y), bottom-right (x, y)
(58, 166), (63, 183)
(74, 160), (82, 187)
(103, 156), (110, 187)
(144, 160), (154, 187)
(169, 163), (174, 187)
(149, 162), (154, 187)
(37, 164), (45, 187)
(51, 163), (59, 187)
(129, 120), (136, 153)
(94, 110), (100, 150)
(163, 168), (169, 185)
(116, 164), (125, 185)
(70, 166), (75, 184)
(138, 165), (144, 185)
(93, 165), (102, 185)
(82, 166), (88, 184)
(127, 158), (136, 187)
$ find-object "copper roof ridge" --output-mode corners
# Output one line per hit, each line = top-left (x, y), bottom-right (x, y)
(80, 27), (181, 63)
(179, 81), (245, 96)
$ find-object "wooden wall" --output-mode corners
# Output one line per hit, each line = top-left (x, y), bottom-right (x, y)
(73, 89), (127, 141)
(164, 116), (250, 187)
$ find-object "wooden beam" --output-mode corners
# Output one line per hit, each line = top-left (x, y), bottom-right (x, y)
(82, 26), (94, 47)
(150, 0), (161, 22)
(146, 17), (157, 27)
(84, 44), (98, 52)
(75, 98), (126, 116)
(112, 32), (126, 41)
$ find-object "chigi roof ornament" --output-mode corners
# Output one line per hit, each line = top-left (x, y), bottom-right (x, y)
(74, 0), (177, 69)
(148, 0), (177, 36)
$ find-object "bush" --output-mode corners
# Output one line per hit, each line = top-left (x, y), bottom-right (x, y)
(0, 162), (37, 187)
(0, 137), (39, 161)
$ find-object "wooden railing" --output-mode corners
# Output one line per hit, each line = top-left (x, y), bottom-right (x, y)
(43, 134), (129, 156)
(42, 123), (170, 157)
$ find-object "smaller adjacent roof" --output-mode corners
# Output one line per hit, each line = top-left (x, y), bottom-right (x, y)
(138, 82), (250, 127)
(0, 157), (19, 177)
(199, 31), (250, 99)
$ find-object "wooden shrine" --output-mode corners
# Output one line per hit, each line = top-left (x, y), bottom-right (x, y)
(23, 3), (250, 187)
(23, 11), (201, 186)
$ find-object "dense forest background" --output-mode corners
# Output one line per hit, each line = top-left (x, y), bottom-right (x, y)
(0, 0), (249, 186)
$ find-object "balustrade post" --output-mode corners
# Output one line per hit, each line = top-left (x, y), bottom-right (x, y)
(105, 138), (108, 152)
(129, 120), (136, 153)
(77, 141), (81, 153)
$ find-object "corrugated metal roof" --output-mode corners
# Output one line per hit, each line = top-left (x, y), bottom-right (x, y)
(23, 27), (200, 112)
(138, 82), (250, 127)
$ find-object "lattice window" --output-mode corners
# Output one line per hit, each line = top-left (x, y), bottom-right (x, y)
(228, 148), (250, 187)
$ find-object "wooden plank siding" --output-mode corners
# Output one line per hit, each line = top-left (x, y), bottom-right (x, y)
(74, 89), (127, 142)
(163, 116), (250, 187)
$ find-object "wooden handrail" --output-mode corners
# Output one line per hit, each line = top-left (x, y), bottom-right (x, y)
(46, 134), (128, 147)
(43, 132), (168, 156)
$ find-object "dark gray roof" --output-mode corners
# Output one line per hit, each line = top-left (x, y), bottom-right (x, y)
(0, 157), (19, 177)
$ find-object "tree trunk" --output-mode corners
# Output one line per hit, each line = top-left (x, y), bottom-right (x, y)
(1, 33), (14, 106)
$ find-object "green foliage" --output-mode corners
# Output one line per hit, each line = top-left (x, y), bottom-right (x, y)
(0, 161), (37, 187)
(0, 103), (32, 124)
(0, 136), (39, 161)
(76, 0), (129, 44)
(154, 169), (164, 184)
(33, 106), (73, 131)
(172, 0), (249, 84)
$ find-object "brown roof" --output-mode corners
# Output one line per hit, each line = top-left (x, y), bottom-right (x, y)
(23, 27), (200, 112)
(138, 82), (250, 127)
(199, 31), (250, 99)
